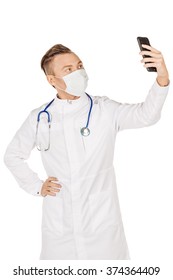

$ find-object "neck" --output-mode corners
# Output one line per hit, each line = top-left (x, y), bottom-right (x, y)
(56, 91), (79, 100)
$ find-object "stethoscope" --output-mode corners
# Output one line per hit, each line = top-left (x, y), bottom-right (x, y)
(36, 93), (93, 151)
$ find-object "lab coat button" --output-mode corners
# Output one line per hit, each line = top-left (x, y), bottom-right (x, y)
(67, 100), (72, 104)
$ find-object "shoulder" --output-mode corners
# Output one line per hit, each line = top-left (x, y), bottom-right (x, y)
(90, 94), (113, 104)
(31, 102), (49, 113)
(91, 94), (120, 108)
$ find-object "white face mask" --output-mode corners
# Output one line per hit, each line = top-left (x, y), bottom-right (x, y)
(55, 69), (89, 97)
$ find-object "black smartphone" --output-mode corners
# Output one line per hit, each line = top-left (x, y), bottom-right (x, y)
(137, 36), (157, 72)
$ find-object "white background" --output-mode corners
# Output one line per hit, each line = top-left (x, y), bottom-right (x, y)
(0, 0), (172, 279)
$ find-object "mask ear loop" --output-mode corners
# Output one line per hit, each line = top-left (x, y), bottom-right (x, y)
(52, 75), (67, 94)
(53, 70), (82, 94)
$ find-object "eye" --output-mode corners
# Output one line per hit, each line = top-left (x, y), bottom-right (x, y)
(66, 67), (72, 73)
(78, 64), (84, 69)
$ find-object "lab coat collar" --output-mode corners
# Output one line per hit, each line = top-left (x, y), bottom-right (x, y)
(52, 92), (89, 113)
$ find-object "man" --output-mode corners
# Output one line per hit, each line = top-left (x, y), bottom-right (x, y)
(4, 43), (169, 260)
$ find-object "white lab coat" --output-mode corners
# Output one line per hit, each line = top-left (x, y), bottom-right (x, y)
(4, 81), (169, 260)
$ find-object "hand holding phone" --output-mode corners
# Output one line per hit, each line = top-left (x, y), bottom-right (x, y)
(137, 37), (157, 72)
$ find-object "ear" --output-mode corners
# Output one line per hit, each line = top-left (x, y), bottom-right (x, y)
(46, 75), (55, 87)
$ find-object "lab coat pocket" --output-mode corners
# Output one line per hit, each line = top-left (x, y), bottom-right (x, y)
(89, 190), (120, 234)
(42, 196), (63, 235)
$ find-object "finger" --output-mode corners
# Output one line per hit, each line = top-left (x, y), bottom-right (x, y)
(141, 44), (161, 53)
(140, 50), (162, 58)
(141, 58), (162, 64)
(141, 57), (157, 63)
(46, 191), (56, 196)
(48, 182), (62, 188)
(47, 177), (58, 182)
(47, 186), (61, 192)
(44, 183), (62, 189)
(143, 62), (157, 68)
(41, 193), (47, 197)
(46, 189), (59, 195)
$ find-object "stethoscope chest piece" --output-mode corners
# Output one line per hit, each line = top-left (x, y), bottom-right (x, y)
(80, 127), (90, 136)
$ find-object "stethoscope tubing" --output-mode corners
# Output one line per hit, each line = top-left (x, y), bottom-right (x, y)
(36, 93), (93, 151)
(37, 98), (55, 123)
(85, 93), (93, 128)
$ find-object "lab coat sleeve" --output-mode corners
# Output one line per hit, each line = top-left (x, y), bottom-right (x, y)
(4, 112), (43, 196)
(102, 80), (169, 131)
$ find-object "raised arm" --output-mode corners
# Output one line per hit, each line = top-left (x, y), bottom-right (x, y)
(102, 45), (169, 131)
(140, 44), (169, 87)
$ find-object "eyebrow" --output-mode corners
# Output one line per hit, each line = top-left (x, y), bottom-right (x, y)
(61, 60), (83, 70)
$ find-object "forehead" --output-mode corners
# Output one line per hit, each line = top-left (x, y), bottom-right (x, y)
(52, 52), (81, 70)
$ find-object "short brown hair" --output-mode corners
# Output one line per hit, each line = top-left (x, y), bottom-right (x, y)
(41, 44), (72, 75)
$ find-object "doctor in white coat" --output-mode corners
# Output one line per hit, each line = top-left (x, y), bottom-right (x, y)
(4, 43), (169, 260)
